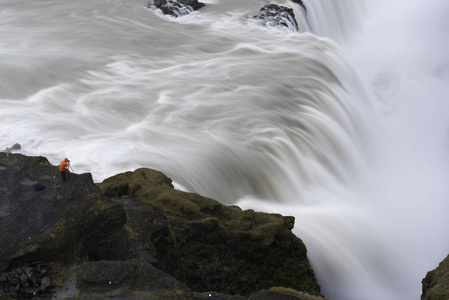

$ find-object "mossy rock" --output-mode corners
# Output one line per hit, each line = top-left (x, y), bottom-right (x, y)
(249, 287), (329, 299)
(422, 254), (449, 300)
(98, 168), (321, 297)
(1, 154), (322, 299)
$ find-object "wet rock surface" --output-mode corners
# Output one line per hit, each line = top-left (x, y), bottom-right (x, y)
(0, 153), (322, 299)
(254, 4), (299, 31)
(1, 143), (21, 153)
(149, 0), (205, 17)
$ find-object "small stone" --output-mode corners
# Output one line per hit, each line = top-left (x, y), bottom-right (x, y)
(40, 277), (51, 291)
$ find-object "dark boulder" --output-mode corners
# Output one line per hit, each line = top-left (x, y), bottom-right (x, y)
(253, 4), (299, 31)
(2, 143), (21, 153)
(150, 0), (205, 17)
(0, 153), (126, 271)
(422, 254), (449, 300)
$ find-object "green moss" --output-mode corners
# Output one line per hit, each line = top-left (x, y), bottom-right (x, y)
(269, 287), (328, 299)
(167, 230), (177, 245)
(143, 243), (151, 251)
(88, 193), (108, 209)
(97, 167), (321, 296)
(153, 191), (203, 220)
(129, 289), (184, 298)
(97, 168), (209, 220)
(423, 254), (449, 300)
(222, 219), (251, 231)
(48, 261), (70, 287)
(54, 219), (70, 234)
(191, 217), (219, 232)
(124, 224), (139, 240)
(97, 168), (173, 192)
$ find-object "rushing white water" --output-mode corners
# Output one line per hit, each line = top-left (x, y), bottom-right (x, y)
(344, 0), (449, 299)
(1, 0), (448, 299)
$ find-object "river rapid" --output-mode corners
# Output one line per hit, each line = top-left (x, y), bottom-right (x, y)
(1, 0), (448, 299)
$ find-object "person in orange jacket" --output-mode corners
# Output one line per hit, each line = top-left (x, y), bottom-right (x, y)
(59, 158), (70, 181)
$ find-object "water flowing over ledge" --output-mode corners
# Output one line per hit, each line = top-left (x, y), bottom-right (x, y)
(1, 0), (449, 299)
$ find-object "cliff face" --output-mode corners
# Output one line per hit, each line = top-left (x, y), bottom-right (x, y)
(0, 152), (126, 268)
(422, 254), (449, 300)
(0, 153), (322, 299)
(98, 168), (321, 296)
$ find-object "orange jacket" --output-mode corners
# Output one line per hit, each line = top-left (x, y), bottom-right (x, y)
(59, 158), (69, 172)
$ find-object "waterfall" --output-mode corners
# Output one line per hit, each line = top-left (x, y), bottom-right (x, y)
(294, 0), (449, 299)
(302, 0), (368, 42)
(0, 0), (448, 299)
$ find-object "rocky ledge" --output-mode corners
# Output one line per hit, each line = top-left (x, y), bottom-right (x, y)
(0, 152), (324, 299)
(421, 254), (449, 300)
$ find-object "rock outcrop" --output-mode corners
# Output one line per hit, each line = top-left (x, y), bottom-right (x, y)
(149, 0), (205, 17)
(98, 168), (321, 297)
(1, 143), (21, 153)
(422, 254), (449, 300)
(253, 4), (299, 31)
(249, 287), (327, 300)
(0, 153), (322, 299)
(0, 153), (126, 267)
(0, 152), (126, 298)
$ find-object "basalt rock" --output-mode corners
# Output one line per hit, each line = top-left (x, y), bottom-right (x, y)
(421, 254), (449, 300)
(255, 4), (299, 31)
(249, 287), (328, 300)
(150, 0), (205, 17)
(2, 143), (21, 153)
(0, 153), (126, 277)
(291, 0), (306, 11)
(0, 153), (322, 299)
(98, 168), (322, 297)
(76, 259), (190, 297)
